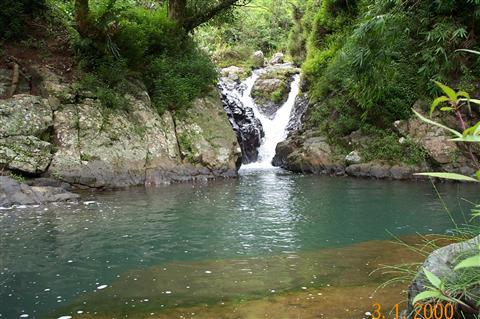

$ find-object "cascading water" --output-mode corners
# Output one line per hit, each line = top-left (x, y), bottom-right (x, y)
(220, 65), (302, 170)
(241, 73), (300, 169)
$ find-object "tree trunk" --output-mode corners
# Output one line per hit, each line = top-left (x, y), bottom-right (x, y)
(168, 0), (187, 25)
(75, 0), (90, 37)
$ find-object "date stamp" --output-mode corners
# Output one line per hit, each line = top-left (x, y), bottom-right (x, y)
(371, 303), (455, 319)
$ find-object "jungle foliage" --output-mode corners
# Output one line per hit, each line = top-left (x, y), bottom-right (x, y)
(289, 0), (480, 137)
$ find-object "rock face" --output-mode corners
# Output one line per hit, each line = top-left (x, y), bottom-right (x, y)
(219, 74), (264, 164)
(406, 235), (480, 318)
(0, 95), (54, 173)
(251, 64), (300, 117)
(0, 68), (241, 188)
(273, 129), (427, 180)
(394, 104), (475, 175)
(0, 176), (79, 207)
(285, 95), (309, 134)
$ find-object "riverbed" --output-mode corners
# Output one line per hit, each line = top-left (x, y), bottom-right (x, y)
(0, 170), (477, 318)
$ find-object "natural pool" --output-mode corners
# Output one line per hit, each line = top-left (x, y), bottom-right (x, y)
(0, 170), (477, 319)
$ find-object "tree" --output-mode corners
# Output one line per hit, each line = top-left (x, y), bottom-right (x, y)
(168, 0), (246, 31)
(74, 0), (90, 37)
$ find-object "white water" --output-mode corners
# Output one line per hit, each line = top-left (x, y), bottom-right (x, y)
(238, 70), (301, 171)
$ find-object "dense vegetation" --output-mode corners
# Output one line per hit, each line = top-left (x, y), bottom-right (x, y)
(0, 0), (245, 113)
(195, 0), (293, 67)
(288, 0), (480, 138)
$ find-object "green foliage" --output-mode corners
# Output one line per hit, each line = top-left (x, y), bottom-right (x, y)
(0, 0), (47, 40)
(195, 0), (295, 64)
(361, 127), (427, 165)
(73, 4), (217, 113)
(296, 0), (480, 137)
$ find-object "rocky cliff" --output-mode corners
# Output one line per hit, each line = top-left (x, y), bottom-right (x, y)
(273, 101), (477, 180)
(0, 67), (241, 189)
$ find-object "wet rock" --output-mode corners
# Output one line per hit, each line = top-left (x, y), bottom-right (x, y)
(270, 52), (284, 64)
(0, 176), (79, 207)
(219, 82), (264, 164)
(285, 94), (308, 135)
(220, 66), (248, 90)
(345, 150), (362, 164)
(251, 50), (265, 68)
(406, 235), (480, 318)
(345, 162), (424, 180)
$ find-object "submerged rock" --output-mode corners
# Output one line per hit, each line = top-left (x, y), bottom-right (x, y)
(0, 176), (79, 207)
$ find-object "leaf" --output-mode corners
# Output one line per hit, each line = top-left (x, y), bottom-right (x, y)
(412, 290), (442, 304)
(459, 98), (480, 106)
(454, 255), (480, 270)
(440, 107), (454, 112)
(430, 96), (450, 115)
(433, 81), (457, 101)
(414, 172), (479, 182)
(412, 109), (463, 138)
(457, 91), (470, 99)
(424, 269), (442, 289)
(451, 135), (480, 142)
(456, 49), (480, 55)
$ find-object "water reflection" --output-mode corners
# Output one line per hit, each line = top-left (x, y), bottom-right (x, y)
(0, 173), (477, 318)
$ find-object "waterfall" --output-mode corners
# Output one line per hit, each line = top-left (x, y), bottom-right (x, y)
(220, 65), (301, 170)
(241, 72), (300, 169)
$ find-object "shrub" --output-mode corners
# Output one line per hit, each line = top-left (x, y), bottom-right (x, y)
(0, 0), (46, 40)
(74, 4), (217, 113)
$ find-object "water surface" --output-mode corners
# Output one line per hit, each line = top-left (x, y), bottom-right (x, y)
(0, 171), (477, 318)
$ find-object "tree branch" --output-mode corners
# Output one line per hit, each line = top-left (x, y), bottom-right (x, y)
(183, 0), (246, 31)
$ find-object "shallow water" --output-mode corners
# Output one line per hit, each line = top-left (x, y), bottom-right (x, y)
(0, 171), (477, 318)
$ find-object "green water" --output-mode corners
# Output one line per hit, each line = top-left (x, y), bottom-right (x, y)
(0, 171), (477, 318)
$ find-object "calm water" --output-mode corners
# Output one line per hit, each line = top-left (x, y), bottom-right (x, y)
(0, 170), (477, 318)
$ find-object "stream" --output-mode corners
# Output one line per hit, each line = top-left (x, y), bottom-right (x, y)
(0, 67), (478, 319)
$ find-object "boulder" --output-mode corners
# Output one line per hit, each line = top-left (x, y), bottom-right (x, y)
(0, 176), (79, 207)
(251, 65), (299, 117)
(251, 50), (265, 68)
(345, 150), (362, 164)
(270, 52), (284, 64)
(273, 134), (345, 175)
(406, 235), (480, 318)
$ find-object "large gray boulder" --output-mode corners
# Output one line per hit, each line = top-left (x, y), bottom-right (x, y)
(273, 133), (345, 175)
(407, 235), (480, 318)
